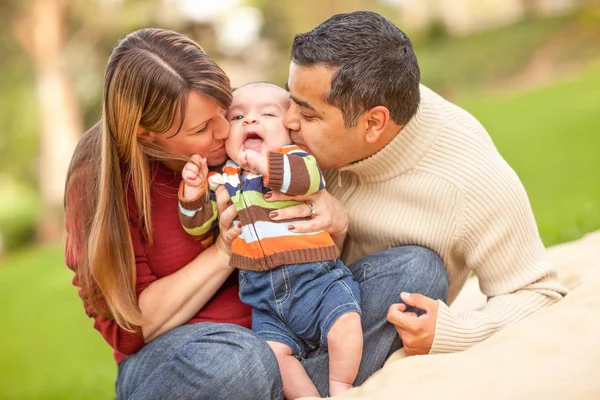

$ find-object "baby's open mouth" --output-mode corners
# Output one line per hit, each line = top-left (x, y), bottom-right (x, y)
(243, 132), (264, 151)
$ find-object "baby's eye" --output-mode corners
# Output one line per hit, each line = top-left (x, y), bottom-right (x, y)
(230, 115), (243, 121)
(263, 113), (276, 117)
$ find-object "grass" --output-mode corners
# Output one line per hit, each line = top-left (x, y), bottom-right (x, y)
(417, 15), (568, 93)
(0, 246), (116, 400)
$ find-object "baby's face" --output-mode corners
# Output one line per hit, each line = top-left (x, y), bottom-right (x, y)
(225, 83), (292, 163)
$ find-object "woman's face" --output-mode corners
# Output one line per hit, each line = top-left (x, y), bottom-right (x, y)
(144, 90), (230, 168)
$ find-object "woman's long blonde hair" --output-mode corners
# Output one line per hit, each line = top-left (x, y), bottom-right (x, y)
(64, 29), (232, 331)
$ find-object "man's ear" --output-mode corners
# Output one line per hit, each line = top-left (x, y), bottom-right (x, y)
(137, 126), (155, 143)
(363, 106), (389, 144)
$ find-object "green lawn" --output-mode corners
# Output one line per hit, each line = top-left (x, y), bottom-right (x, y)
(0, 246), (116, 400)
(1, 58), (599, 400)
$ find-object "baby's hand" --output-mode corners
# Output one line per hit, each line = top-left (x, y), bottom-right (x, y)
(238, 150), (267, 175)
(182, 155), (208, 199)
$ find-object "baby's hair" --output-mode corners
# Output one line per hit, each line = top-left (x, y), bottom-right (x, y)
(233, 81), (287, 93)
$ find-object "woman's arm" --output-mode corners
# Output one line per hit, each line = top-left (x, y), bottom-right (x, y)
(138, 242), (233, 341)
(139, 186), (242, 342)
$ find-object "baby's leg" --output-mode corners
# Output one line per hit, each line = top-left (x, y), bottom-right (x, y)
(267, 341), (319, 399)
(327, 311), (363, 396)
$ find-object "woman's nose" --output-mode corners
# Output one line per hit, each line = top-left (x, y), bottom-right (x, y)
(215, 116), (230, 140)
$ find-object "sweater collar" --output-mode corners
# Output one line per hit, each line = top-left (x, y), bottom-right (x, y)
(338, 85), (443, 182)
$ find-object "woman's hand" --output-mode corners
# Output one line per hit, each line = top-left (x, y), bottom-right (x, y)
(214, 185), (242, 257)
(265, 189), (349, 247)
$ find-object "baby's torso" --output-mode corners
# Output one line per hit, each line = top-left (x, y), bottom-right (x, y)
(210, 161), (338, 271)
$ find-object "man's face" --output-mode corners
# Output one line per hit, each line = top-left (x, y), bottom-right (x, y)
(284, 63), (363, 170)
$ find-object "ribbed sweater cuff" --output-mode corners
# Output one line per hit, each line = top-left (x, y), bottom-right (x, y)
(265, 152), (284, 189)
(178, 180), (208, 210)
(430, 300), (487, 354)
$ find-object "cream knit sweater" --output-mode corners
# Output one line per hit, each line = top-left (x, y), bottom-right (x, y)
(324, 85), (568, 354)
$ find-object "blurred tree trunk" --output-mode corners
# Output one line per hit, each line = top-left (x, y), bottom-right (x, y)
(13, 0), (81, 241)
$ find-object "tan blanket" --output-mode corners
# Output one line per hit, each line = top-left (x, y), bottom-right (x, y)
(307, 230), (600, 400)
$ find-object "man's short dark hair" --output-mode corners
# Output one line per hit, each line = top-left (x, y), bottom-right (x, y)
(291, 11), (420, 128)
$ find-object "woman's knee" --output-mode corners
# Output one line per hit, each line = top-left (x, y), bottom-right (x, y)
(198, 325), (283, 399)
(120, 324), (283, 399)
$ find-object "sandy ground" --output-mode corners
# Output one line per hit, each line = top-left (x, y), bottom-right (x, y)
(305, 230), (600, 400)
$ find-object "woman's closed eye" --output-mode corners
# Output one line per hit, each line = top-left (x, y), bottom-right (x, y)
(194, 123), (209, 134)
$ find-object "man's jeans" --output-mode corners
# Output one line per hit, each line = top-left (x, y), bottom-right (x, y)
(116, 246), (449, 399)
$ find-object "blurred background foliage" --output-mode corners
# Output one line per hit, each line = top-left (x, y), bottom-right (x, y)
(0, 0), (599, 398)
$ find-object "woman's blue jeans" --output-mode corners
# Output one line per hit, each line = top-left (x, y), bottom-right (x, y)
(116, 246), (449, 399)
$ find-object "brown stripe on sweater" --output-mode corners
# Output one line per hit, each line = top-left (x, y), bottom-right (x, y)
(178, 180), (210, 211)
(179, 204), (216, 231)
(266, 152), (285, 190)
(286, 154), (311, 195)
(238, 205), (312, 224)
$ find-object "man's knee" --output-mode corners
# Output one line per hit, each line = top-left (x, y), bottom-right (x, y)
(351, 245), (448, 302)
(396, 246), (449, 305)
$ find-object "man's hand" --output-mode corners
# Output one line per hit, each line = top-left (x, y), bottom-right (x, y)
(238, 149), (267, 175)
(386, 292), (439, 356)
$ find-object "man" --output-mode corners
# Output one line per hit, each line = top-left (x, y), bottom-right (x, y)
(268, 10), (567, 375)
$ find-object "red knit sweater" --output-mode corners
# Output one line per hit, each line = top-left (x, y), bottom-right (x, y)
(66, 162), (252, 364)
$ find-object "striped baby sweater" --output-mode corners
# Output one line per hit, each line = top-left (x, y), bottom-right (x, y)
(179, 145), (339, 271)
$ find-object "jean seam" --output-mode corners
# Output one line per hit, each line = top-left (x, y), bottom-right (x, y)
(356, 261), (371, 282)
(338, 279), (360, 308)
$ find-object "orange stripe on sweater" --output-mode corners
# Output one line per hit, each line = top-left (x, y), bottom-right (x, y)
(224, 166), (238, 176)
(232, 231), (334, 259)
(278, 146), (303, 155)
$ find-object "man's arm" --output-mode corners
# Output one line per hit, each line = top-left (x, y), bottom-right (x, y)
(429, 162), (568, 354)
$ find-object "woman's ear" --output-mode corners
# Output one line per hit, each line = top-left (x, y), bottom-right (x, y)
(363, 106), (389, 144)
(137, 127), (155, 143)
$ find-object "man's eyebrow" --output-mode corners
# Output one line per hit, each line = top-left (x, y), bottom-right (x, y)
(290, 95), (317, 112)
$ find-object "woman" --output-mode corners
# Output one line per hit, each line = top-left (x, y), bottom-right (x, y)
(64, 28), (283, 399)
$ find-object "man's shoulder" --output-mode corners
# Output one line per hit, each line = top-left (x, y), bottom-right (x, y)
(418, 84), (490, 139)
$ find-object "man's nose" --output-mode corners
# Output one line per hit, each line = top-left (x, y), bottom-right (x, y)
(283, 107), (300, 131)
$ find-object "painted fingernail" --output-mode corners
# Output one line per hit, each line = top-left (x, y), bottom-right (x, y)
(269, 211), (278, 218)
(288, 225), (295, 231)
(237, 222), (242, 228)
(264, 192), (272, 199)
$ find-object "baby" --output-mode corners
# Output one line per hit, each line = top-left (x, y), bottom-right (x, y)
(178, 82), (362, 398)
